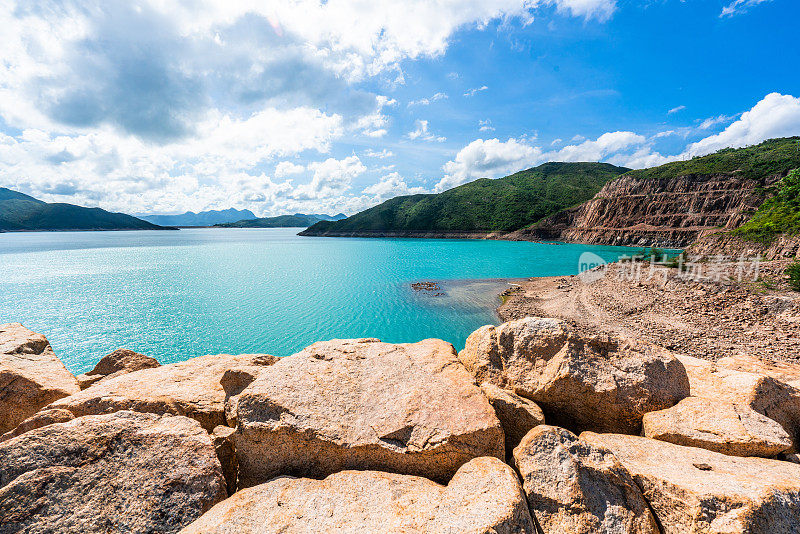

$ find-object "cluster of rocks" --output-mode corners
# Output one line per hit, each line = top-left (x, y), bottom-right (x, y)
(411, 280), (446, 297)
(2, 318), (800, 533)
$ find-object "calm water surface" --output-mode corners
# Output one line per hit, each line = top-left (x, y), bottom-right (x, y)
(0, 228), (638, 373)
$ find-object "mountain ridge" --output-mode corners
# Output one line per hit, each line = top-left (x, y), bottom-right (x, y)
(300, 162), (627, 237)
(216, 213), (346, 228)
(0, 187), (174, 232)
(140, 208), (257, 227)
(515, 137), (800, 251)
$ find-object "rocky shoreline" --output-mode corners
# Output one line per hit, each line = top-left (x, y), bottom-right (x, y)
(498, 259), (800, 363)
(3, 315), (800, 532)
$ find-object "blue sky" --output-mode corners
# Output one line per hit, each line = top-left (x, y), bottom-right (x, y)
(0, 0), (798, 216)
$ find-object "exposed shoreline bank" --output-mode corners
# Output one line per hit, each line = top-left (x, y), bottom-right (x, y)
(497, 259), (800, 363)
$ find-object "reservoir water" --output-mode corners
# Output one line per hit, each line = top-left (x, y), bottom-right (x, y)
(0, 228), (639, 373)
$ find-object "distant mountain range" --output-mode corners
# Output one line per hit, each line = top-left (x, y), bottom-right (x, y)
(139, 208), (257, 227)
(216, 213), (347, 228)
(300, 162), (627, 237)
(0, 188), (172, 232)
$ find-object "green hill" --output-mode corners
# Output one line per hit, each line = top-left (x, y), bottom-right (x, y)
(0, 187), (174, 232)
(300, 162), (628, 236)
(621, 137), (800, 182)
(216, 213), (347, 228)
(734, 168), (800, 243)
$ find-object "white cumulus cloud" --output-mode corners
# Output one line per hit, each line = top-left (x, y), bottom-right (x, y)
(684, 93), (800, 157)
(293, 156), (367, 200)
(362, 172), (428, 199)
(435, 138), (543, 192)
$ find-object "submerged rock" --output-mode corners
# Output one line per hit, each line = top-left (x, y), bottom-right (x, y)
(75, 348), (160, 389)
(677, 354), (800, 452)
(181, 456), (534, 534)
(48, 352), (277, 431)
(513, 425), (658, 534)
(0, 323), (79, 434)
(459, 317), (689, 434)
(581, 432), (800, 533)
(642, 396), (792, 457)
(234, 338), (504, 487)
(480, 381), (545, 455)
(0, 411), (226, 534)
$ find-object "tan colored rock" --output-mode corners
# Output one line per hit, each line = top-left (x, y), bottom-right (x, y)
(0, 323), (80, 434)
(181, 456), (534, 534)
(49, 352), (277, 431)
(513, 425), (657, 534)
(211, 425), (237, 495)
(481, 382), (545, 455)
(459, 317), (689, 434)
(0, 411), (226, 533)
(716, 354), (800, 390)
(643, 397), (792, 457)
(76, 348), (160, 389)
(581, 432), (800, 533)
(677, 354), (800, 452)
(234, 338), (504, 487)
(0, 408), (75, 443)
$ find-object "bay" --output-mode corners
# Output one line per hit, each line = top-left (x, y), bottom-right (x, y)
(0, 228), (638, 373)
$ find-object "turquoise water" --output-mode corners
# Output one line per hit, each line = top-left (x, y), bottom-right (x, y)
(0, 228), (638, 373)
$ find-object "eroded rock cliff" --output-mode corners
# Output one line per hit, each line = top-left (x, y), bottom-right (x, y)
(513, 172), (780, 248)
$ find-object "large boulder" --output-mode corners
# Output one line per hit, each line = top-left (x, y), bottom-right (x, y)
(642, 397), (792, 457)
(234, 338), (504, 487)
(459, 317), (689, 434)
(513, 425), (658, 534)
(75, 348), (160, 389)
(0, 323), (79, 434)
(715, 354), (800, 390)
(181, 456), (534, 534)
(581, 432), (800, 533)
(0, 408), (75, 443)
(481, 382), (545, 456)
(48, 352), (276, 431)
(677, 354), (800, 452)
(0, 411), (226, 533)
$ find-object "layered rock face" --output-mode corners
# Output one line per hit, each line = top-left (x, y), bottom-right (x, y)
(459, 317), (689, 434)
(0, 323), (80, 434)
(688, 231), (800, 260)
(49, 352), (277, 431)
(516, 172), (779, 248)
(513, 426), (658, 534)
(0, 411), (226, 533)
(75, 348), (160, 389)
(582, 432), (800, 533)
(181, 457), (534, 534)
(642, 397), (792, 457)
(234, 338), (504, 487)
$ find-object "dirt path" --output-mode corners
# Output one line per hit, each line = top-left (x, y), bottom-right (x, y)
(498, 260), (800, 363)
